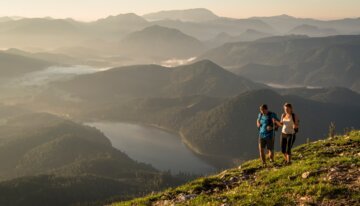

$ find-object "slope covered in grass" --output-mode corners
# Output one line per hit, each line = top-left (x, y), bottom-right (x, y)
(113, 130), (360, 206)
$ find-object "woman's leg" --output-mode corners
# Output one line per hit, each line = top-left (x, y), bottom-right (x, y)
(287, 134), (296, 163)
(281, 134), (288, 161)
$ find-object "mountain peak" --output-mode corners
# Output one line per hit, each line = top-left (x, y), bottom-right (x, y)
(119, 24), (205, 59)
(178, 59), (227, 74)
(143, 8), (219, 22)
(126, 24), (200, 41)
(124, 24), (197, 40)
(96, 13), (147, 24)
(279, 14), (294, 18)
(190, 59), (221, 67)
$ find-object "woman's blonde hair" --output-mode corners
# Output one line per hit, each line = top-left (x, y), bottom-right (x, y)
(284, 103), (293, 113)
(284, 102), (292, 109)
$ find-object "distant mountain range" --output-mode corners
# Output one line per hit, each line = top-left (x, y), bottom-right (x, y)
(152, 17), (276, 41)
(1, 8), (359, 55)
(143, 8), (219, 22)
(200, 35), (360, 92)
(206, 29), (272, 48)
(252, 14), (360, 34)
(288, 24), (339, 37)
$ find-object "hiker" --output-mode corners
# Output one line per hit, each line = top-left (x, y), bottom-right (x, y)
(257, 104), (282, 166)
(280, 103), (299, 165)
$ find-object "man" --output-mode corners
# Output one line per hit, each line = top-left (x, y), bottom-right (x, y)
(256, 104), (282, 166)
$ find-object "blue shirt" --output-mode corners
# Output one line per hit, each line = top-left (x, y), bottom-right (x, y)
(258, 112), (279, 139)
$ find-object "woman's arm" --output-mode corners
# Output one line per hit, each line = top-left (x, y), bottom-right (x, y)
(272, 113), (283, 127)
(275, 119), (283, 127)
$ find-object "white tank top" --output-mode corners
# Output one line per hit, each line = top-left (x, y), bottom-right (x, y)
(282, 116), (295, 134)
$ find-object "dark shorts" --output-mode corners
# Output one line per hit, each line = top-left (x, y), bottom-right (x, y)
(259, 137), (274, 151)
(281, 133), (296, 155)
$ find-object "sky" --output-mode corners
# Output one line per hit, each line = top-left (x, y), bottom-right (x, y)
(1, 0), (359, 21)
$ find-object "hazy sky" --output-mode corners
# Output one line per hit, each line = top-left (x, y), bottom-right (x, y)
(1, 0), (359, 21)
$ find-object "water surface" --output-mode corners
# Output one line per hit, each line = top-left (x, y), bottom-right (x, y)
(87, 122), (215, 175)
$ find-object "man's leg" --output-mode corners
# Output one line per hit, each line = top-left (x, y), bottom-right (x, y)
(259, 139), (266, 165)
(268, 136), (275, 162)
(268, 150), (274, 162)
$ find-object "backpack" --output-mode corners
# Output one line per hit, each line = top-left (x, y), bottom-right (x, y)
(259, 112), (279, 131)
(282, 113), (299, 133)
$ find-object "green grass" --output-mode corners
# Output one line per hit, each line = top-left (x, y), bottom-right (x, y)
(112, 131), (360, 206)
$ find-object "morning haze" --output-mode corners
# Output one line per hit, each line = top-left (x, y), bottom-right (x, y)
(0, 1), (359, 206)
(2, 0), (360, 20)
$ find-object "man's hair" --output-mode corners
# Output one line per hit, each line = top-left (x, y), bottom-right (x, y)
(260, 104), (268, 110)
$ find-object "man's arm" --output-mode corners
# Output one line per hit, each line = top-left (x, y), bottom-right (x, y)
(256, 113), (261, 128)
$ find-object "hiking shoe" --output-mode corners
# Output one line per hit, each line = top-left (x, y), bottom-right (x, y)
(282, 161), (292, 166)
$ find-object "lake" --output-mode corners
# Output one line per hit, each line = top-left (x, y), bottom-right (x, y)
(86, 122), (216, 175)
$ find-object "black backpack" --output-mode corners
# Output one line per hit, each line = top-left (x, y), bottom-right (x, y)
(282, 113), (299, 133)
(259, 112), (279, 131)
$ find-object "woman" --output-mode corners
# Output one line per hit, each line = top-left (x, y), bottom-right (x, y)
(280, 103), (299, 164)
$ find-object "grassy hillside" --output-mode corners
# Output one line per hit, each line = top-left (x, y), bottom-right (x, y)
(113, 130), (360, 206)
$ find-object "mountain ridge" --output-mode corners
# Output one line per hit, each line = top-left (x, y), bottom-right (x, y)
(51, 60), (264, 101)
